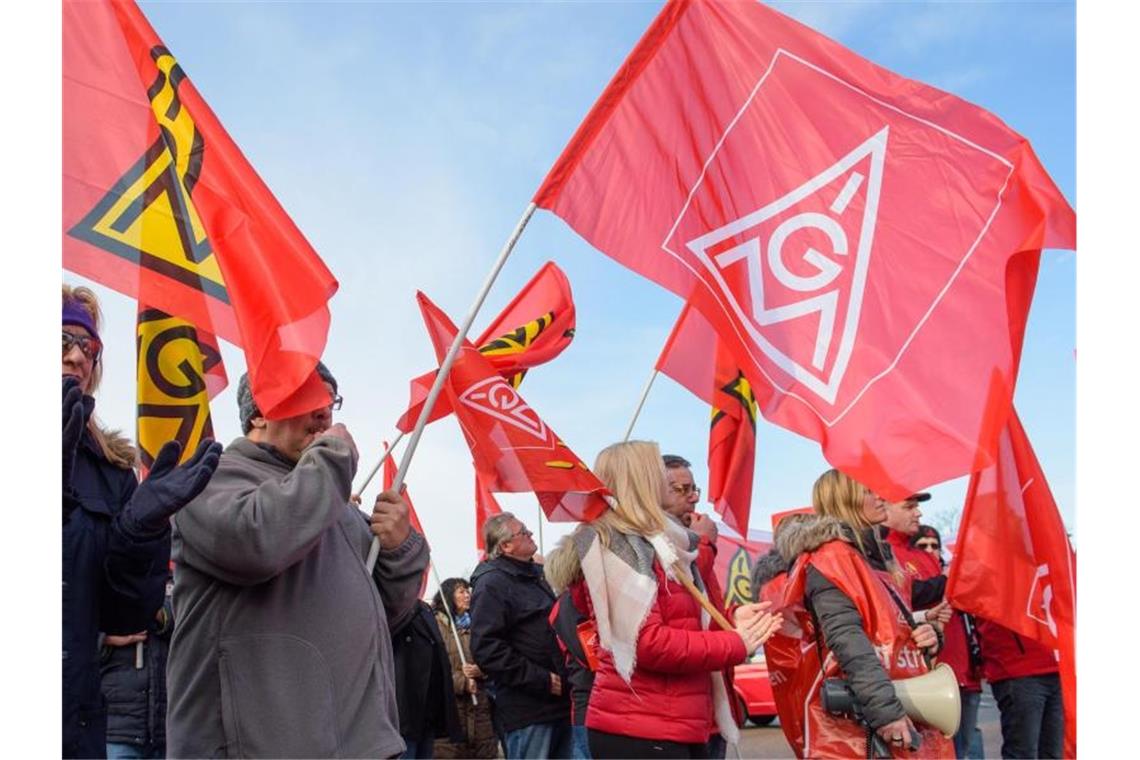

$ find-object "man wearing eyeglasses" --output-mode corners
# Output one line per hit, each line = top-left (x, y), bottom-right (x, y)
(470, 513), (571, 758)
(166, 363), (430, 759)
(661, 455), (740, 759)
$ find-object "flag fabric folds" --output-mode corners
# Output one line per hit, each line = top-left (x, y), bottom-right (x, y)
(474, 474), (504, 555)
(416, 291), (608, 523)
(397, 262), (576, 433)
(534, 0), (1075, 499)
(64, 0), (337, 419)
(946, 410), (1076, 756)
(655, 302), (759, 535)
(136, 305), (227, 475)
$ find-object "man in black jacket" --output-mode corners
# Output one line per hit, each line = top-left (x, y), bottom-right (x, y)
(470, 513), (571, 759)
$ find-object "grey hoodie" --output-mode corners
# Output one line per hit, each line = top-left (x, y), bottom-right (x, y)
(166, 436), (430, 758)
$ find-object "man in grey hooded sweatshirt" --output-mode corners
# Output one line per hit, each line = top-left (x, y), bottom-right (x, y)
(166, 364), (430, 758)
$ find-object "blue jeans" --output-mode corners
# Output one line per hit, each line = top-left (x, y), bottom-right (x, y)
(106, 742), (164, 759)
(953, 689), (982, 759)
(401, 734), (435, 759)
(505, 719), (573, 759)
(571, 724), (592, 759)
(991, 674), (1064, 759)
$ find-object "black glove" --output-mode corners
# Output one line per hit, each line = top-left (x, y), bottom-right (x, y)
(62, 376), (95, 491)
(121, 438), (222, 538)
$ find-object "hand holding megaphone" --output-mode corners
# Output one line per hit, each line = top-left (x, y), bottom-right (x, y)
(912, 623), (939, 652)
(875, 715), (919, 752)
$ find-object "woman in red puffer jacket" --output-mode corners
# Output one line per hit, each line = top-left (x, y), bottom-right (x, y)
(544, 440), (782, 759)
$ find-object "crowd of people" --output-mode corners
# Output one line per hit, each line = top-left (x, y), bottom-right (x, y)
(63, 283), (1064, 759)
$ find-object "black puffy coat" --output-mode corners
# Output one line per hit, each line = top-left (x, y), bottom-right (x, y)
(99, 589), (173, 750)
(469, 557), (569, 732)
(63, 430), (170, 758)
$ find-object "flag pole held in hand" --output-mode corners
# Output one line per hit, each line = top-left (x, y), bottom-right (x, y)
(366, 203), (537, 572)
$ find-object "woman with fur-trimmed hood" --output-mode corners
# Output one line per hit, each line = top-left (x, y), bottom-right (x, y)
(761, 469), (954, 759)
(545, 440), (782, 759)
(62, 285), (220, 758)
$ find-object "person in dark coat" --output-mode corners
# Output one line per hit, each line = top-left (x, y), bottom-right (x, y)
(62, 284), (221, 759)
(100, 581), (174, 758)
(470, 512), (572, 759)
(392, 600), (463, 758)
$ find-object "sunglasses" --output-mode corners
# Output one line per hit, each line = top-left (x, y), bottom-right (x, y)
(62, 330), (102, 362)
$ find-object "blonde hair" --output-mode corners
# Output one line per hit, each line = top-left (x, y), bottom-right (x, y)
(62, 284), (136, 470)
(811, 468), (904, 585)
(589, 440), (668, 546)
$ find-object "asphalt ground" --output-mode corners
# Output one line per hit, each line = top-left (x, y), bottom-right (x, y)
(735, 687), (1001, 758)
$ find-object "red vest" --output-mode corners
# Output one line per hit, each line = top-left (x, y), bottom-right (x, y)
(764, 540), (954, 759)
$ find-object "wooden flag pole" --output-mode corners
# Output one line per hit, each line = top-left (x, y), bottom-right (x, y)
(352, 431), (405, 503)
(622, 368), (658, 442)
(366, 202), (538, 573)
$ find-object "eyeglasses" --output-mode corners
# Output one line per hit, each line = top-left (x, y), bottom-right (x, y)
(62, 331), (102, 362)
(328, 394), (343, 412)
(915, 541), (940, 551)
(669, 483), (701, 497)
(507, 528), (533, 540)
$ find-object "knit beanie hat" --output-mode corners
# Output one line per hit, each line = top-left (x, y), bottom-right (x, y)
(63, 299), (100, 342)
(237, 361), (338, 433)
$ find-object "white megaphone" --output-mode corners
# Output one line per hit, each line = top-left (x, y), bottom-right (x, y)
(892, 662), (961, 738)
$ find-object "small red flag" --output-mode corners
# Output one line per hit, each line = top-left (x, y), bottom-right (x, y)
(535, 0), (1075, 499)
(946, 411), (1076, 756)
(474, 473), (504, 555)
(656, 303), (758, 535)
(397, 262), (576, 433)
(416, 292), (608, 523)
(381, 441), (424, 535)
(64, 0), (336, 419)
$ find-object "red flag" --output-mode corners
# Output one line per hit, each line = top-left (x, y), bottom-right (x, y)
(382, 441), (424, 535)
(946, 411), (1076, 755)
(535, 0), (1075, 500)
(709, 524), (772, 608)
(656, 303), (758, 534)
(64, 0), (337, 419)
(474, 473), (504, 555)
(416, 292), (608, 523)
(397, 262), (576, 433)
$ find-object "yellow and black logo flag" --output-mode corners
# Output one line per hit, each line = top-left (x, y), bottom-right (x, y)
(724, 546), (755, 607)
(136, 307), (227, 472)
(478, 311), (572, 388)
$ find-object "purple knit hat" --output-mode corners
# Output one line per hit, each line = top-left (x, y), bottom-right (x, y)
(62, 299), (100, 342)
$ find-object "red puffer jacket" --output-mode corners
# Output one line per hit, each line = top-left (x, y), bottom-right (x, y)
(584, 560), (747, 743)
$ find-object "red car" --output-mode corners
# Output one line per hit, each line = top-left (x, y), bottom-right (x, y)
(733, 651), (778, 726)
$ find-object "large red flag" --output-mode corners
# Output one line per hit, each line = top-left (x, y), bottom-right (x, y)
(474, 473), (504, 555)
(946, 411), (1076, 755)
(397, 262), (576, 433)
(656, 303), (758, 535)
(416, 292), (608, 523)
(64, 0), (337, 419)
(535, 0), (1075, 499)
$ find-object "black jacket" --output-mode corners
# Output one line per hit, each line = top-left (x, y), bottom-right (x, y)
(392, 601), (463, 743)
(469, 556), (569, 732)
(549, 590), (595, 726)
(99, 590), (173, 749)
(63, 430), (170, 759)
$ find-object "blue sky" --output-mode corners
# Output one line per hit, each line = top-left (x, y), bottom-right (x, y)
(71, 0), (1075, 582)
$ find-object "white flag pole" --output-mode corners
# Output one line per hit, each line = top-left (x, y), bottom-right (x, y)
(352, 431), (405, 503)
(622, 368), (658, 442)
(366, 202), (538, 572)
(431, 564), (479, 706)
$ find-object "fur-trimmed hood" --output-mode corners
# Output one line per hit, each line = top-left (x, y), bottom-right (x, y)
(544, 530), (584, 594)
(775, 514), (849, 562)
(750, 546), (791, 600)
